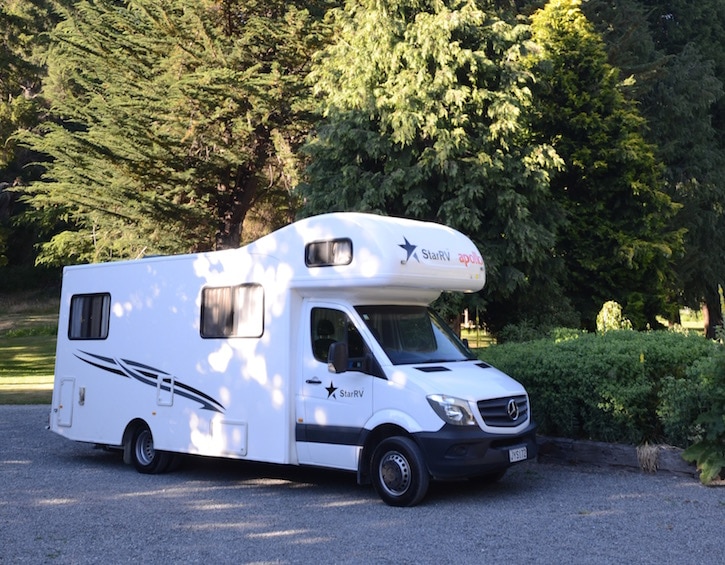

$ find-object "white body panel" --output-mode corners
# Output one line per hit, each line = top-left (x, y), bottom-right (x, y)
(50, 212), (532, 478)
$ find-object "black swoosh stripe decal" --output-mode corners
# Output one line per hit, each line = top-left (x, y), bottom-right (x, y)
(75, 350), (225, 413)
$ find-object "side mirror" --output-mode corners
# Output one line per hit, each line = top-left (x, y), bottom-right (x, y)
(328, 342), (348, 374)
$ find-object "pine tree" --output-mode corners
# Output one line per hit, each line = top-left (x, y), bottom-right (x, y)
(0, 0), (60, 267)
(19, 0), (331, 264)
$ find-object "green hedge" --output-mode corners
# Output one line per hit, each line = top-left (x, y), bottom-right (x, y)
(479, 330), (719, 447)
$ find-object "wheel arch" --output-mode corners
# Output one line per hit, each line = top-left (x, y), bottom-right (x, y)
(122, 418), (149, 465)
(357, 423), (418, 485)
(357, 408), (432, 485)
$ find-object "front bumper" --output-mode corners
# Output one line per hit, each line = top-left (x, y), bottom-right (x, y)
(413, 421), (538, 480)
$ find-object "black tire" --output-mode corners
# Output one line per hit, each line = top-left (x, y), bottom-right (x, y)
(130, 424), (172, 474)
(370, 436), (430, 507)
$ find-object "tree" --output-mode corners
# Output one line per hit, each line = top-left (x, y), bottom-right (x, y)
(300, 0), (565, 323)
(18, 0), (331, 264)
(575, 0), (725, 336)
(646, 46), (725, 335)
(0, 0), (53, 172)
(635, 0), (725, 337)
(0, 0), (62, 268)
(526, 0), (682, 329)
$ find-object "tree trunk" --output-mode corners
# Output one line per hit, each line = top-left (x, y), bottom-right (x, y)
(702, 286), (723, 339)
(215, 131), (269, 250)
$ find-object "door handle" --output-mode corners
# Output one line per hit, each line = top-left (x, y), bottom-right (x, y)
(305, 378), (322, 384)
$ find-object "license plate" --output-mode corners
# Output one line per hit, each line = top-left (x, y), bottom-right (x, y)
(509, 446), (528, 463)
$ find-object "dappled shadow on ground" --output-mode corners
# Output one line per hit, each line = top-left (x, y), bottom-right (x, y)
(69, 443), (539, 507)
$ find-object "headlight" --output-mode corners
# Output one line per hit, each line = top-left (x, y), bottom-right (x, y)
(427, 394), (476, 426)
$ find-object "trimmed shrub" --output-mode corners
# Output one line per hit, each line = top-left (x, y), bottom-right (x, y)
(664, 352), (725, 483)
(480, 330), (718, 445)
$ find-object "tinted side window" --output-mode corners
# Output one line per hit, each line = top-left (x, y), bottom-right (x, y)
(201, 284), (264, 338)
(305, 238), (353, 267)
(310, 307), (372, 372)
(68, 293), (111, 340)
(311, 308), (346, 362)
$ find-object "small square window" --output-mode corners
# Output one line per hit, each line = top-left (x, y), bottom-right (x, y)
(305, 238), (353, 267)
(68, 293), (111, 340)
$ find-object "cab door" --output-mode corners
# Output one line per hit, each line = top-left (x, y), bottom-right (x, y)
(296, 303), (375, 470)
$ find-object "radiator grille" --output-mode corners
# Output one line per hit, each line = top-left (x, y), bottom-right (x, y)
(477, 395), (528, 427)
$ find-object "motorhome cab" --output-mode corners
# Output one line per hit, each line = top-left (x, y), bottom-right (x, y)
(49, 212), (537, 506)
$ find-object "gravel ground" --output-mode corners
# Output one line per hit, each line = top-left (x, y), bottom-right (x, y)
(1, 405), (723, 564)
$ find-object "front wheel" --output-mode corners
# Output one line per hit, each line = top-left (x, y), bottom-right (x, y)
(130, 424), (172, 474)
(371, 436), (430, 507)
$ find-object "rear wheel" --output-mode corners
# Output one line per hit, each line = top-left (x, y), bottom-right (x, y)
(130, 424), (172, 474)
(371, 436), (429, 507)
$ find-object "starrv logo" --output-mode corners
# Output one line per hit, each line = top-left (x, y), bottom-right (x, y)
(399, 236), (455, 264)
(398, 237), (419, 263)
(459, 251), (483, 267)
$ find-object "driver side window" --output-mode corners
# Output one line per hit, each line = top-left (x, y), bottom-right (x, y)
(310, 307), (368, 370)
(311, 308), (344, 363)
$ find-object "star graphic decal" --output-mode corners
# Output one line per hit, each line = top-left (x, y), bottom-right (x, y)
(398, 237), (419, 263)
(326, 381), (338, 399)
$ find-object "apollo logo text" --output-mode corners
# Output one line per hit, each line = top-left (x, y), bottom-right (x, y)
(459, 252), (484, 267)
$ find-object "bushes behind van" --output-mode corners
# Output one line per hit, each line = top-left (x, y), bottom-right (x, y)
(478, 330), (721, 448)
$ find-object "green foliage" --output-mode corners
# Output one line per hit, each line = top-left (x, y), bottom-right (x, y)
(658, 356), (717, 446)
(495, 322), (586, 344)
(301, 0), (565, 305)
(612, 0), (725, 336)
(669, 340), (725, 484)
(0, 265), (61, 293)
(18, 0), (331, 264)
(525, 0), (683, 330)
(2, 0), (722, 345)
(0, 97), (41, 168)
(496, 320), (554, 344)
(647, 32), (725, 335)
(481, 330), (717, 445)
(0, 0), (60, 268)
(580, 0), (660, 100)
(682, 442), (725, 485)
(0, 0), (54, 135)
(596, 301), (632, 333)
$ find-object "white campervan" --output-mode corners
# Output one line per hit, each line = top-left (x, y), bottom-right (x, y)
(49, 212), (537, 506)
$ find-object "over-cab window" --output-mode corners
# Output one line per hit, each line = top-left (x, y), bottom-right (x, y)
(305, 238), (353, 267)
(68, 293), (111, 340)
(200, 284), (264, 338)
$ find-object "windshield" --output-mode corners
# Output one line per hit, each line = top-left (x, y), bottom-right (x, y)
(355, 305), (476, 365)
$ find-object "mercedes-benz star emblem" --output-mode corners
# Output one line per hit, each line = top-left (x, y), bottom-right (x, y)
(507, 398), (520, 421)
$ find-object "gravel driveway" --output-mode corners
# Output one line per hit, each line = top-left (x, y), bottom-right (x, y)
(1, 405), (723, 564)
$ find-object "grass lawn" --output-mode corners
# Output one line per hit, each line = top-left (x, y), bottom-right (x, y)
(460, 327), (495, 348)
(0, 291), (58, 404)
(0, 335), (56, 404)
